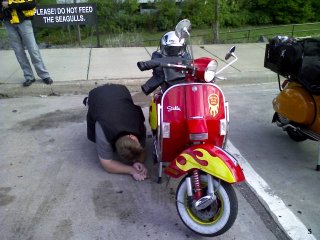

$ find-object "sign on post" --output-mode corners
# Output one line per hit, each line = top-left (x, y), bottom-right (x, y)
(33, 3), (97, 27)
(32, 3), (99, 47)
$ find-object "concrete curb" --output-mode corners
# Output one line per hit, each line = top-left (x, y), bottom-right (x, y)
(0, 71), (277, 98)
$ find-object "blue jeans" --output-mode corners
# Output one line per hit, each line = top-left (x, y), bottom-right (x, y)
(4, 20), (50, 81)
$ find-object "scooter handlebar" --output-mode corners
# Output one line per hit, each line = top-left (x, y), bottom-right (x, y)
(137, 60), (189, 71)
(137, 60), (161, 71)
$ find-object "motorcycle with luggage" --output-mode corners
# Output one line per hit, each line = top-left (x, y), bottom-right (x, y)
(264, 36), (320, 170)
(137, 19), (245, 237)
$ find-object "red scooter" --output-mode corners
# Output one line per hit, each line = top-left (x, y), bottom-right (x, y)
(137, 19), (245, 237)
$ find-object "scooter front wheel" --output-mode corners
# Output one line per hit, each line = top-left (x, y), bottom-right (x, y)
(176, 174), (238, 237)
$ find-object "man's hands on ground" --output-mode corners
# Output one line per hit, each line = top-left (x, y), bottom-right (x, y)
(132, 162), (148, 181)
(99, 157), (148, 181)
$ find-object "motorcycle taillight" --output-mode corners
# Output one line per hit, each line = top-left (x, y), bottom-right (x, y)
(282, 79), (289, 89)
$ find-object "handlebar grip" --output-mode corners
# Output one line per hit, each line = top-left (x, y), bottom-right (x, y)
(137, 60), (161, 71)
(141, 76), (164, 95)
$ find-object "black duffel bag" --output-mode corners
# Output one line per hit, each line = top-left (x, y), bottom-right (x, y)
(264, 36), (303, 79)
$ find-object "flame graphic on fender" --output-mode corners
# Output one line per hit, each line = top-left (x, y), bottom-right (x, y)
(208, 93), (219, 117)
(176, 148), (235, 182)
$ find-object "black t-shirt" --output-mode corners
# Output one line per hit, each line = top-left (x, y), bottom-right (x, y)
(86, 84), (146, 150)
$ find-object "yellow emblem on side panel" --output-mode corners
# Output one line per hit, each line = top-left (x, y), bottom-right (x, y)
(208, 93), (219, 117)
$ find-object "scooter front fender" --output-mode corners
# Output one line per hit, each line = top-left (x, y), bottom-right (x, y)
(164, 144), (245, 183)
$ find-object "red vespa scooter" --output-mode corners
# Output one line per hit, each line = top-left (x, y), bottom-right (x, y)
(137, 19), (245, 237)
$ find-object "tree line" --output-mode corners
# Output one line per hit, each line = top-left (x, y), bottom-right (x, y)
(30, 0), (319, 46)
(88, 0), (320, 33)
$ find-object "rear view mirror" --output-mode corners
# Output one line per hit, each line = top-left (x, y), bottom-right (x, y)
(225, 46), (236, 60)
(175, 19), (191, 40)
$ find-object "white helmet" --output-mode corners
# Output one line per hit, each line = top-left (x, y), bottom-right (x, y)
(160, 31), (186, 56)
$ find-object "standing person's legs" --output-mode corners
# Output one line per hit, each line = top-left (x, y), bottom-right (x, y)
(4, 21), (35, 82)
(17, 20), (51, 82)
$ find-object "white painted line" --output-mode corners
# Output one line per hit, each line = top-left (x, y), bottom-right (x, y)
(226, 140), (316, 240)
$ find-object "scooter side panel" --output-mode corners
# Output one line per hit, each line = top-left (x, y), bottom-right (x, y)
(164, 144), (245, 183)
(161, 86), (189, 162)
(309, 95), (320, 133)
(202, 84), (226, 147)
(272, 83), (315, 124)
(149, 94), (161, 131)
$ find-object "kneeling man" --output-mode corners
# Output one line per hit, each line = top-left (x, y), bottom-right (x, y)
(86, 84), (148, 181)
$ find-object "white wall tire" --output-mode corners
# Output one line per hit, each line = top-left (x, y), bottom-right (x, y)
(176, 174), (238, 237)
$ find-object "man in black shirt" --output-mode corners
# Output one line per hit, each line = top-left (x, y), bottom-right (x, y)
(86, 84), (148, 181)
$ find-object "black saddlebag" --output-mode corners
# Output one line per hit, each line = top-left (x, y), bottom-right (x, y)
(303, 38), (320, 57)
(299, 38), (320, 95)
(264, 37), (303, 79)
(300, 56), (320, 95)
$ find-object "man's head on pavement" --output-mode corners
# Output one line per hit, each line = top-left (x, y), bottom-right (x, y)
(115, 134), (144, 162)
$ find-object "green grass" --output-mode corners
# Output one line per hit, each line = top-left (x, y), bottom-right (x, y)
(2, 22), (320, 49)
(90, 22), (320, 47)
(216, 22), (320, 43)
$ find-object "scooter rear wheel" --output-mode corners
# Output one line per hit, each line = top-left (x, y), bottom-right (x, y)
(176, 174), (238, 237)
(274, 112), (308, 142)
(286, 128), (308, 142)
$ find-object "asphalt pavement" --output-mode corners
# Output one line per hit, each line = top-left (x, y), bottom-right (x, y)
(0, 43), (318, 240)
(0, 94), (285, 240)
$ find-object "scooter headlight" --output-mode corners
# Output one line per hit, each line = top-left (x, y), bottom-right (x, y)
(204, 60), (218, 82)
